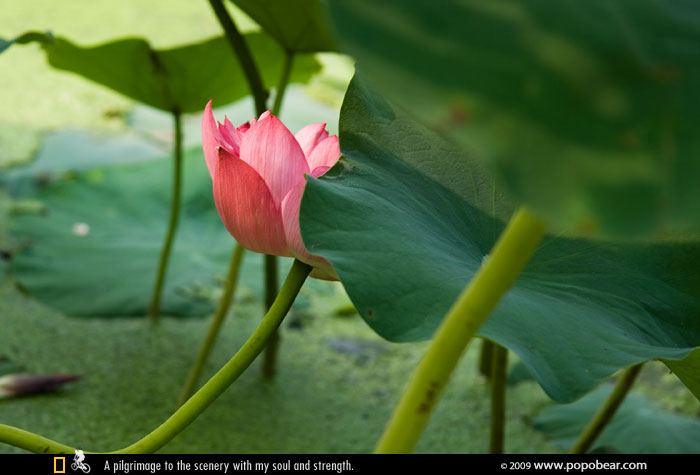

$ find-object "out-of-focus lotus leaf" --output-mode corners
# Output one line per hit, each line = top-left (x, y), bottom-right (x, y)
(329, 0), (700, 238)
(533, 385), (700, 453)
(10, 31), (320, 113)
(231, 0), (336, 52)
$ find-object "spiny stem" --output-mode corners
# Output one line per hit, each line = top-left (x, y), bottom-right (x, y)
(374, 207), (546, 454)
(208, 0), (268, 115)
(0, 260), (312, 454)
(178, 243), (245, 406)
(147, 111), (183, 322)
(570, 363), (644, 454)
(489, 344), (508, 454)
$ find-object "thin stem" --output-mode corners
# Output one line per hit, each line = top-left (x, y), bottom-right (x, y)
(147, 111), (183, 323)
(261, 254), (280, 379)
(208, 0), (268, 115)
(0, 426), (75, 454)
(489, 344), (509, 454)
(271, 52), (294, 116)
(374, 207), (546, 454)
(0, 260), (312, 454)
(261, 327), (280, 378)
(265, 256), (279, 313)
(479, 339), (495, 380)
(570, 363), (644, 454)
(178, 243), (245, 406)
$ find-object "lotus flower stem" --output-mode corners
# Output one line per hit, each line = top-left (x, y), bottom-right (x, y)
(261, 254), (280, 379)
(479, 339), (495, 380)
(569, 363), (644, 454)
(178, 243), (245, 406)
(0, 259), (312, 454)
(374, 206), (546, 454)
(489, 344), (509, 454)
(147, 111), (183, 322)
(208, 0), (268, 115)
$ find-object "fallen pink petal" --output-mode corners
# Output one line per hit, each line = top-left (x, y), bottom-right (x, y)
(0, 374), (81, 399)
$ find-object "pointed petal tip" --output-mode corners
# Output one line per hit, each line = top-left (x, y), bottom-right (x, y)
(202, 103), (224, 181)
(307, 135), (340, 175)
(295, 123), (332, 159)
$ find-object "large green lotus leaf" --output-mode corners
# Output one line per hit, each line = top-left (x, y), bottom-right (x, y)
(329, 0), (700, 238)
(533, 385), (700, 453)
(11, 32), (320, 113)
(231, 0), (336, 53)
(665, 349), (700, 402)
(300, 74), (700, 402)
(8, 149), (290, 317)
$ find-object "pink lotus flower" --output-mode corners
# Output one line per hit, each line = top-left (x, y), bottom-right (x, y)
(202, 101), (340, 280)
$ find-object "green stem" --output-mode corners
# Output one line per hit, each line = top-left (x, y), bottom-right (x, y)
(208, 0), (268, 115)
(147, 111), (183, 323)
(479, 339), (495, 380)
(489, 344), (508, 454)
(0, 260), (312, 454)
(570, 363), (644, 454)
(374, 207), (546, 454)
(261, 254), (280, 379)
(178, 243), (245, 406)
(271, 52), (294, 116)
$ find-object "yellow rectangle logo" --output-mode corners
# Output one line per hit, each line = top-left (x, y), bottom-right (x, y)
(54, 456), (65, 473)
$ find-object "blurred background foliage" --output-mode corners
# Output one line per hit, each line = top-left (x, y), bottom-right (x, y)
(329, 0), (700, 239)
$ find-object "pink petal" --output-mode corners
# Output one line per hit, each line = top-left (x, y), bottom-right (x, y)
(281, 182), (338, 280)
(202, 100), (224, 181)
(249, 110), (271, 126)
(310, 166), (331, 178)
(218, 117), (242, 154)
(307, 135), (340, 176)
(239, 113), (310, 206)
(294, 123), (329, 158)
(213, 147), (289, 256)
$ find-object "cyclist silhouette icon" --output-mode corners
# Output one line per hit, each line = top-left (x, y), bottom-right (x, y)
(71, 449), (91, 473)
